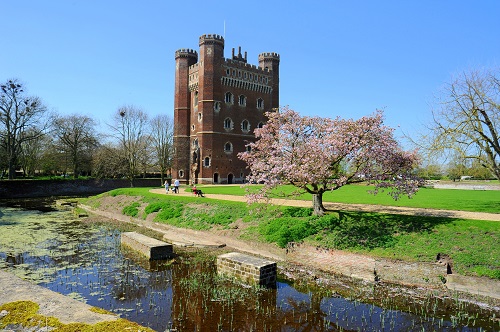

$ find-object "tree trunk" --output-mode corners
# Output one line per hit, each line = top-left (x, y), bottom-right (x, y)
(312, 193), (325, 216)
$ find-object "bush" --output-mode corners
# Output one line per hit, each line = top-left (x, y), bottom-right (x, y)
(260, 217), (317, 248)
(144, 202), (165, 215)
(155, 203), (183, 221)
(122, 202), (140, 217)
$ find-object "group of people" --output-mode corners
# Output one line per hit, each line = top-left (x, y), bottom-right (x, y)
(163, 179), (204, 197)
(164, 179), (179, 194)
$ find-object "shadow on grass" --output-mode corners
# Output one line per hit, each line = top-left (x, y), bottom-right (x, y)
(327, 211), (458, 250)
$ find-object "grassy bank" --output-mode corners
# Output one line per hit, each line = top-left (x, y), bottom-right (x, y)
(199, 184), (500, 213)
(82, 187), (500, 279)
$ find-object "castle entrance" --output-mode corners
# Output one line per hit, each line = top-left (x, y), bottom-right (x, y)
(213, 173), (219, 184)
(227, 173), (234, 184)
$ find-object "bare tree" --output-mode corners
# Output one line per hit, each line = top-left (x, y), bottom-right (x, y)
(427, 69), (500, 179)
(150, 114), (174, 184)
(19, 128), (47, 177)
(108, 105), (149, 186)
(92, 143), (128, 179)
(53, 114), (99, 178)
(0, 79), (52, 179)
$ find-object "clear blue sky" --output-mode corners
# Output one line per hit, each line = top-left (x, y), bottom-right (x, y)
(1, 1), (499, 145)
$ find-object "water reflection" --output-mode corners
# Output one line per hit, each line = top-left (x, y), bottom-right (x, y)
(0, 199), (497, 331)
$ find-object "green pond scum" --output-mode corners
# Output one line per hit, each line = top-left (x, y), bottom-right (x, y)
(0, 300), (155, 331)
(1, 197), (499, 331)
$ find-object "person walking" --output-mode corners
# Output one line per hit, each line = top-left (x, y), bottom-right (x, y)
(164, 180), (170, 193)
(173, 179), (180, 193)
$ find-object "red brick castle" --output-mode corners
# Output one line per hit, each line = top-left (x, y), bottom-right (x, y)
(173, 34), (280, 184)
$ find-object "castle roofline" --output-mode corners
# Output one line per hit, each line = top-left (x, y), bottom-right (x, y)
(258, 52), (280, 61)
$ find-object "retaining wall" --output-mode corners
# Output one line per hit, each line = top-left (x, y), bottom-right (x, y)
(0, 178), (162, 198)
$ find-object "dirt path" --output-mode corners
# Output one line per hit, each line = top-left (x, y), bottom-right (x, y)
(150, 188), (500, 221)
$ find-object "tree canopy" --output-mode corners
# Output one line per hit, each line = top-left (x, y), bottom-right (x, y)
(239, 107), (421, 215)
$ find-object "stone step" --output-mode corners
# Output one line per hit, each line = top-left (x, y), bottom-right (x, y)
(217, 252), (277, 288)
(121, 231), (173, 260)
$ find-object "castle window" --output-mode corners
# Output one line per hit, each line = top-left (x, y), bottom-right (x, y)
(225, 92), (233, 104)
(238, 95), (246, 106)
(198, 112), (202, 122)
(246, 145), (252, 152)
(214, 101), (221, 112)
(194, 91), (198, 104)
(192, 138), (198, 148)
(258, 121), (264, 128)
(191, 124), (195, 131)
(232, 69), (236, 77)
(249, 74), (252, 80)
(244, 72), (247, 79)
(224, 142), (233, 153)
(241, 119), (250, 133)
(224, 117), (233, 130)
(238, 71), (241, 78)
(204, 157), (211, 167)
(179, 170), (184, 178)
(265, 77), (268, 84)
(226, 69), (230, 76)
(257, 98), (264, 109)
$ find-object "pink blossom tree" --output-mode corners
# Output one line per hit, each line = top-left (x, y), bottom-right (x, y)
(238, 107), (422, 216)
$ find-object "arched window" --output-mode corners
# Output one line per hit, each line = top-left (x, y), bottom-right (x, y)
(238, 95), (246, 106)
(257, 98), (264, 109)
(198, 112), (202, 121)
(204, 157), (211, 167)
(224, 117), (233, 130)
(257, 122), (264, 128)
(214, 101), (221, 112)
(224, 142), (233, 153)
(194, 91), (198, 104)
(225, 92), (233, 104)
(179, 170), (184, 178)
(241, 119), (250, 133)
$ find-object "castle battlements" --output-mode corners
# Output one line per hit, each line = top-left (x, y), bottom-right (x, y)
(175, 49), (198, 59)
(258, 52), (280, 61)
(199, 34), (225, 46)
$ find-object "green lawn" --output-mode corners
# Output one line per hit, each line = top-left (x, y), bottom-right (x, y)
(198, 184), (500, 213)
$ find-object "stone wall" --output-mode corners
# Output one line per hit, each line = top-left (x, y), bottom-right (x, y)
(0, 178), (162, 198)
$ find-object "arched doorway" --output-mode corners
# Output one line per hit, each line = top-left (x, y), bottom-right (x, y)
(227, 173), (234, 184)
(213, 173), (219, 184)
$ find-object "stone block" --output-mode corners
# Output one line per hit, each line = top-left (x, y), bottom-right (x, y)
(121, 232), (173, 260)
(217, 252), (277, 287)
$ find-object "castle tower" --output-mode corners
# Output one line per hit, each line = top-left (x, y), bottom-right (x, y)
(173, 48), (198, 180)
(173, 34), (280, 184)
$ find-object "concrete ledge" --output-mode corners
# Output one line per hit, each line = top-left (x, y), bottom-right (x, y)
(446, 274), (500, 300)
(0, 270), (117, 325)
(121, 232), (173, 260)
(217, 252), (277, 287)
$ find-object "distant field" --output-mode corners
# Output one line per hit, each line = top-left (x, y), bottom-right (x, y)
(197, 184), (500, 214)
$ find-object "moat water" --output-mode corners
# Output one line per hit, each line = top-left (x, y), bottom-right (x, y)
(0, 198), (498, 331)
